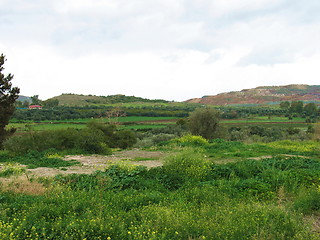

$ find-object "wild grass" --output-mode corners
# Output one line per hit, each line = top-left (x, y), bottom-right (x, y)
(0, 176), (46, 195)
(221, 116), (305, 123)
(132, 157), (158, 161)
(0, 163), (26, 177)
(0, 150), (79, 169)
(0, 139), (320, 239)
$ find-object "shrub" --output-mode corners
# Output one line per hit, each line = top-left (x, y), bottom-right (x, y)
(88, 122), (137, 149)
(76, 128), (111, 154)
(151, 124), (186, 136)
(134, 138), (154, 148)
(135, 133), (176, 148)
(104, 163), (148, 190)
(162, 149), (211, 188)
(3, 129), (111, 155)
(111, 129), (137, 149)
(4, 124), (138, 154)
(172, 134), (208, 147)
(188, 107), (220, 139)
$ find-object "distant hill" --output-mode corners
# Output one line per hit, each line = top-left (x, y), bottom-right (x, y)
(185, 85), (320, 106)
(48, 94), (169, 106)
(17, 95), (32, 103)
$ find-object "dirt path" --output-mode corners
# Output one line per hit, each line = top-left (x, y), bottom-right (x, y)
(27, 149), (166, 177)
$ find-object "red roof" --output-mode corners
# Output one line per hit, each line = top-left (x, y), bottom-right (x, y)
(28, 105), (42, 109)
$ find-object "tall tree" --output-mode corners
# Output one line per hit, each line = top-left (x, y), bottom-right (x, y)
(31, 95), (42, 105)
(289, 101), (304, 113)
(188, 107), (220, 140)
(0, 54), (20, 148)
(280, 101), (290, 110)
(42, 98), (59, 108)
(303, 103), (317, 116)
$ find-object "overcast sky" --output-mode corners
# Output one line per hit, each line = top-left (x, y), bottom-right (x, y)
(1, 0), (320, 101)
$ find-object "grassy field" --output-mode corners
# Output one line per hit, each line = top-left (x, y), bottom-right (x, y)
(0, 139), (320, 239)
(11, 116), (178, 124)
(221, 116), (310, 130)
(221, 116), (305, 123)
(8, 116), (311, 132)
(8, 116), (178, 132)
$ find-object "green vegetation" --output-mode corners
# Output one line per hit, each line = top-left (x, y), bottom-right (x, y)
(4, 123), (137, 155)
(1, 140), (320, 239)
(0, 150), (79, 169)
(49, 93), (169, 106)
(2, 86), (320, 239)
(188, 107), (221, 139)
(222, 116), (306, 123)
(192, 84), (320, 105)
(0, 53), (20, 148)
(0, 163), (26, 177)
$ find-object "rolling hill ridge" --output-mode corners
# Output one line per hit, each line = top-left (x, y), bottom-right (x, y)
(186, 84), (320, 105)
(47, 94), (169, 106)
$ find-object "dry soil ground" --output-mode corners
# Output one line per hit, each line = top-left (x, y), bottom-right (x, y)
(0, 149), (166, 194)
(28, 149), (166, 177)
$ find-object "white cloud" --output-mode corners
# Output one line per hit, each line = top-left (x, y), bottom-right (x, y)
(1, 0), (320, 101)
(196, 0), (284, 17)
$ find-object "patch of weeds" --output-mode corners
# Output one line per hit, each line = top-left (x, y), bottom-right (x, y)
(171, 134), (209, 147)
(0, 163), (26, 177)
(0, 151), (80, 169)
(162, 149), (211, 189)
(293, 188), (320, 214)
(132, 157), (157, 161)
(45, 152), (64, 159)
(34, 176), (53, 187)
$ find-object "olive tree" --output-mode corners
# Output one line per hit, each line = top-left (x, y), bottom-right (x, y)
(0, 54), (20, 148)
(188, 107), (220, 140)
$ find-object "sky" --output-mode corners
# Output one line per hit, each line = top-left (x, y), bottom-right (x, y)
(1, 0), (320, 101)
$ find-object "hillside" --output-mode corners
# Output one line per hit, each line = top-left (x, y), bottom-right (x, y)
(186, 84), (320, 105)
(17, 95), (32, 103)
(48, 94), (169, 106)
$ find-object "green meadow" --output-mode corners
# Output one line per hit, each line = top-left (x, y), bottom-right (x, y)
(8, 116), (178, 132)
(1, 102), (319, 239)
(1, 138), (320, 239)
(8, 116), (311, 133)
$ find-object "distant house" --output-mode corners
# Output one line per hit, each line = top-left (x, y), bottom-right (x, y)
(28, 105), (42, 109)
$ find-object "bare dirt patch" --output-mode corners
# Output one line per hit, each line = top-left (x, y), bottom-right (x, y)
(26, 149), (166, 178)
(0, 149), (166, 194)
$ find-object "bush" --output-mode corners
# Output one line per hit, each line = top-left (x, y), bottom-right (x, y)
(4, 129), (111, 155)
(88, 122), (137, 149)
(3, 131), (66, 154)
(76, 128), (111, 154)
(188, 107), (220, 139)
(111, 129), (137, 149)
(4, 123), (137, 154)
(172, 134), (208, 147)
(162, 149), (211, 188)
(103, 164), (148, 190)
(134, 138), (154, 148)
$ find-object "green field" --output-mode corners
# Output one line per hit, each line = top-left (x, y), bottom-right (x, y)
(221, 116), (310, 130)
(11, 116), (178, 124)
(221, 116), (305, 123)
(8, 116), (178, 132)
(8, 115), (312, 133)
(0, 139), (320, 239)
